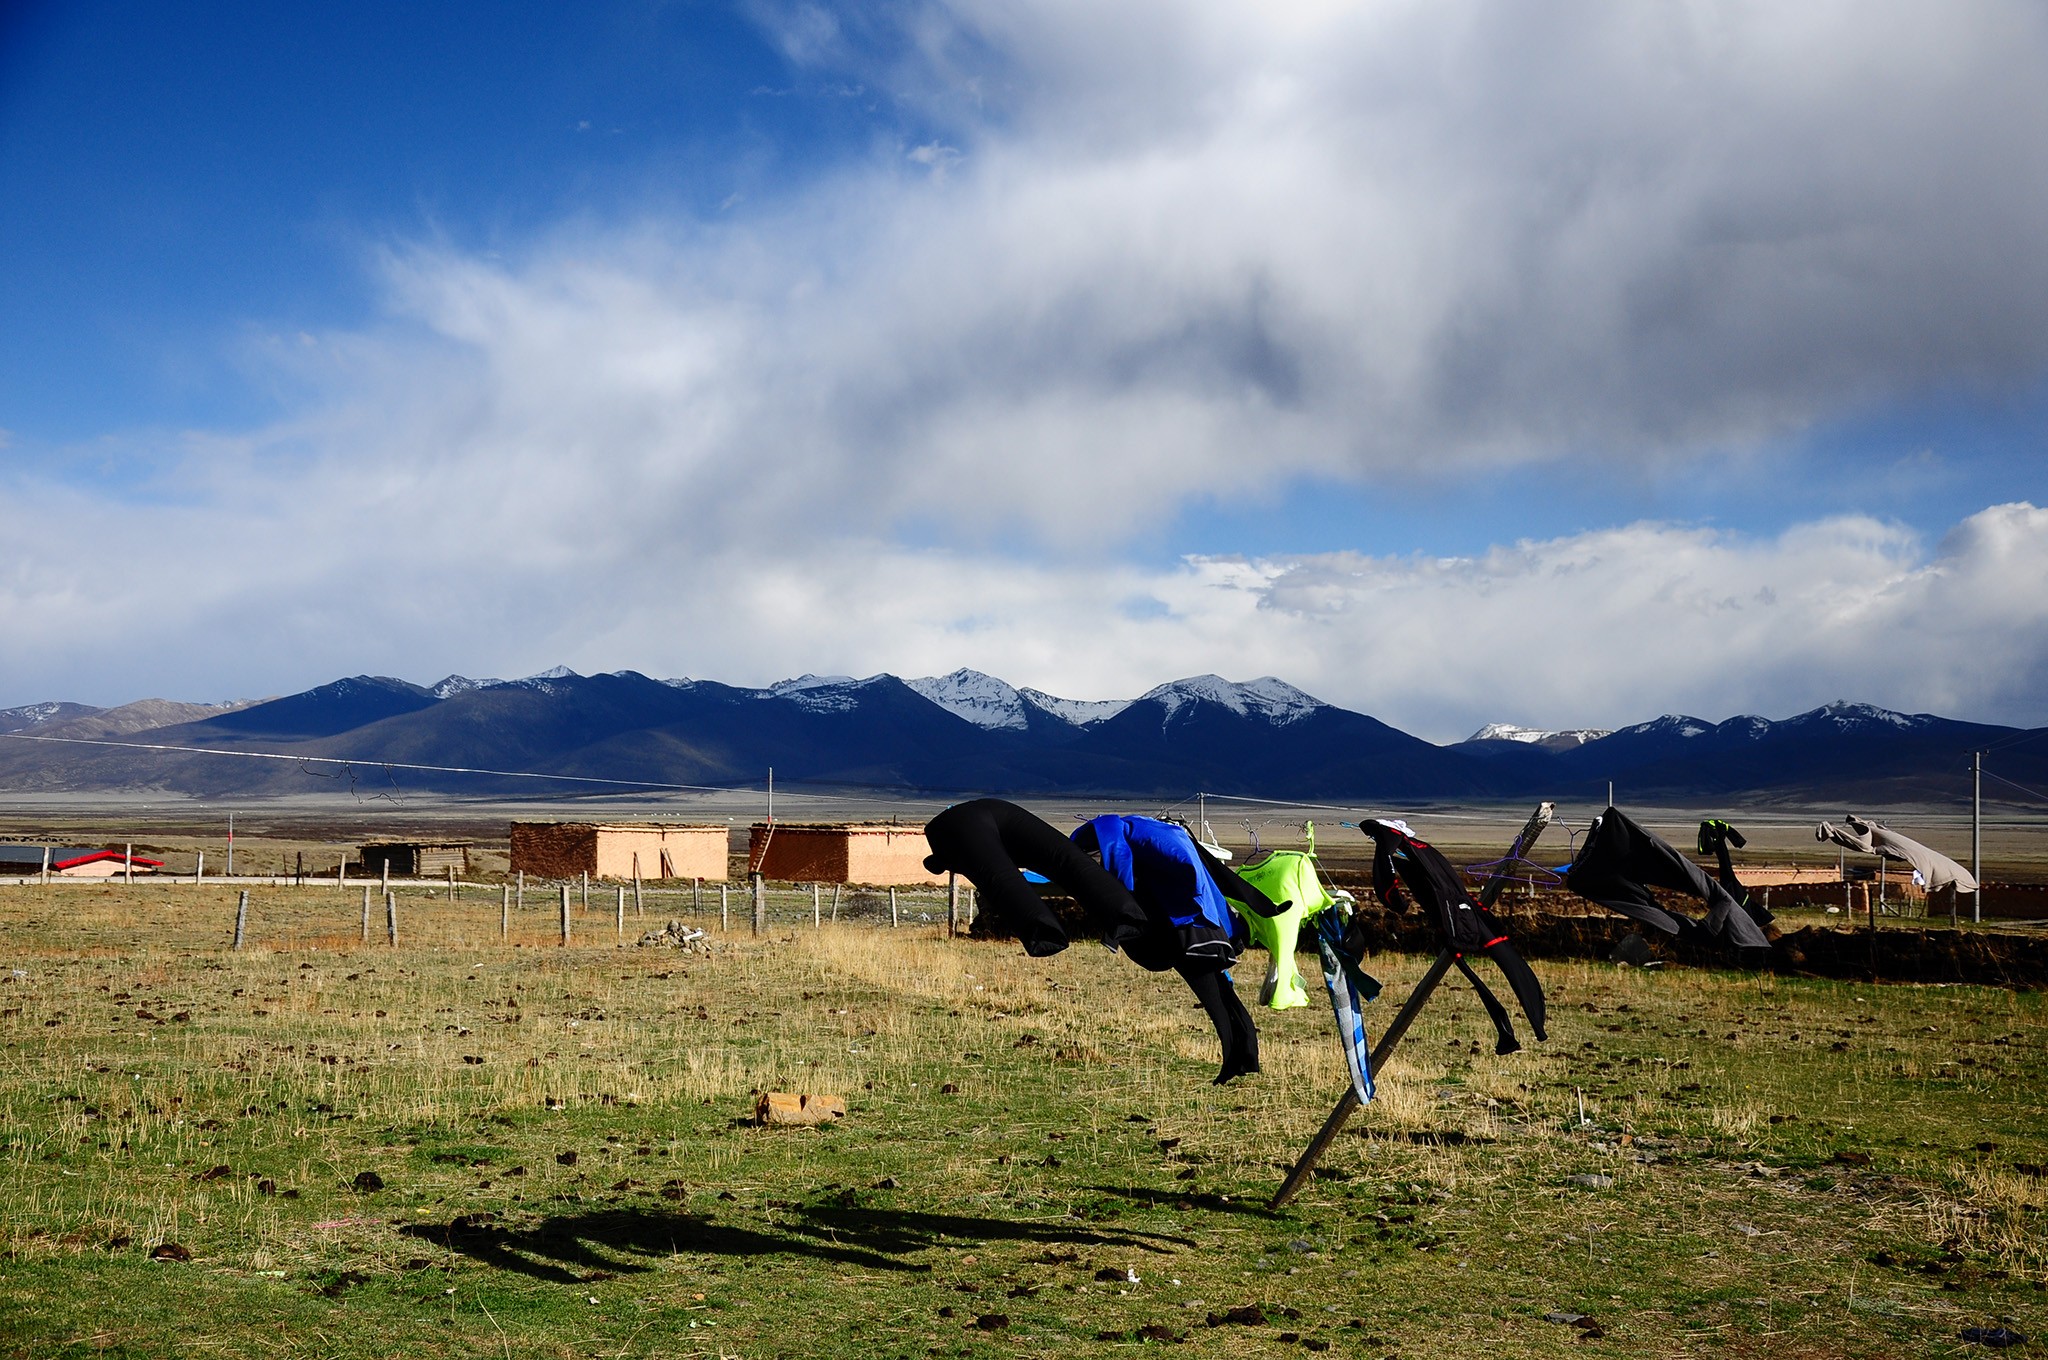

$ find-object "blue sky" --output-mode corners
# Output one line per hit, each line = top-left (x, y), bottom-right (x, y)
(4, 1), (2047, 740)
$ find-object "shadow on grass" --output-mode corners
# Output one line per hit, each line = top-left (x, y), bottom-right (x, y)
(1079, 1185), (1287, 1220)
(401, 1203), (1198, 1283)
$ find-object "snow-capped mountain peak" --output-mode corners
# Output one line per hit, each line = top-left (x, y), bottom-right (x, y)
(1017, 687), (1131, 727)
(1468, 722), (1548, 744)
(430, 674), (504, 699)
(1139, 675), (1325, 727)
(765, 674), (888, 714)
(1802, 700), (1927, 731)
(1465, 722), (1611, 749)
(501, 665), (580, 695)
(906, 669), (1029, 730)
(0, 701), (82, 730)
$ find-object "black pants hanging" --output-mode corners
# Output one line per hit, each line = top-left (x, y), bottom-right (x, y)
(924, 799), (1260, 1082)
(922, 799), (1150, 956)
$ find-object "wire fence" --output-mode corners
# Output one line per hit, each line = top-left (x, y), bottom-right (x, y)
(0, 877), (977, 956)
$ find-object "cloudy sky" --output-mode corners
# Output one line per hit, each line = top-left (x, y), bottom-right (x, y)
(3, 0), (2046, 741)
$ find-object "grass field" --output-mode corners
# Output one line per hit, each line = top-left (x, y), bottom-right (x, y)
(1, 882), (2044, 1358)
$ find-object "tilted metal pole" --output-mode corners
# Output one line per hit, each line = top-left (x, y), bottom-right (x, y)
(1272, 801), (1554, 1209)
(1271, 949), (1458, 1208)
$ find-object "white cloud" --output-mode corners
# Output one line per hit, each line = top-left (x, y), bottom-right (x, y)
(6, 1), (2048, 730)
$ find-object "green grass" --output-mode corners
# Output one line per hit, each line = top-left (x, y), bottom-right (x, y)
(0, 883), (2043, 1358)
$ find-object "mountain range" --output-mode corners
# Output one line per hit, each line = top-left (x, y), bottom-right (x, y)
(0, 669), (2036, 804)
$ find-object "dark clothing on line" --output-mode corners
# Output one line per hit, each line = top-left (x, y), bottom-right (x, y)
(922, 799), (1267, 1082)
(1567, 807), (1772, 959)
(922, 798), (1148, 958)
(1358, 818), (1546, 1054)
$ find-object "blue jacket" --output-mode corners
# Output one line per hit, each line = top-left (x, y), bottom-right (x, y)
(1081, 815), (1236, 933)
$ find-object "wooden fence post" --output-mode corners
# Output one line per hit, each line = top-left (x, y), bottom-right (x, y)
(381, 858), (390, 894)
(693, 877), (702, 915)
(232, 890), (248, 950)
(830, 884), (840, 921)
(501, 883), (510, 942)
(450, 865), (459, 901)
(948, 872), (959, 937)
(633, 865), (643, 918)
(361, 885), (371, 942)
(812, 883), (821, 927)
(889, 886), (899, 928)
(752, 873), (766, 937)
(559, 884), (571, 945)
(385, 890), (397, 947)
(516, 871), (524, 914)
(582, 870), (589, 913)
(338, 857), (347, 889)
(615, 886), (624, 943)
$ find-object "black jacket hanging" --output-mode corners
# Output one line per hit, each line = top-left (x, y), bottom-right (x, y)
(1567, 807), (1772, 961)
(1356, 819), (1546, 1055)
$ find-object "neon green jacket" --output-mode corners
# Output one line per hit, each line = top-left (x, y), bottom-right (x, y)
(1228, 848), (1336, 1010)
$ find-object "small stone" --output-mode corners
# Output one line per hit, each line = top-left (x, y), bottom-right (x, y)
(1567, 1174), (1613, 1190)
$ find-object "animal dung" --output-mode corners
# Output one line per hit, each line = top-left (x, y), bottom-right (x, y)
(755, 1091), (846, 1126)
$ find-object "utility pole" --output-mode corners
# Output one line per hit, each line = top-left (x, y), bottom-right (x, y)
(1973, 750), (1983, 925)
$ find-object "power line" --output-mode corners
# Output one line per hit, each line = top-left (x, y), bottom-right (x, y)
(1982, 769), (2048, 805)
(0, 730), (918, 807)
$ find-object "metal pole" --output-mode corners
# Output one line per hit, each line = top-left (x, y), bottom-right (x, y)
(948, 872), (959, 937)
(232, 890), (248, 950)
(338, 857), (347, 889)
(196, 851), (205, 885)
(582, 870), (589, 913)
(751, 872), (766, 937)
(1973, 750), (1983, 925)
(362, 885), (371, 942)
(39, 846), (48, 885)
(1271, 950), (1459, 1208)
(616, 886), (624, 942)
(831, 883), (840, 922)
(125, 844), (133, 885)
(516, 870), (524, 914)
(812, 883), (821, 927)
(559, 884), (571, 945)
(501, 884), (509, 941)
(720, 883), (729, 930)
(889, 885), (899, 927)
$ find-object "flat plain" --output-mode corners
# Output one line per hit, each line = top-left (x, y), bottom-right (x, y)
(0, 872), (2044, 1359)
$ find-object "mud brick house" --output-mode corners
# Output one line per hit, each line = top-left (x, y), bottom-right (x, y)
(358, 842), (472, 877)
(509, 823), (729, 881)
(747, 822), (946, 885)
